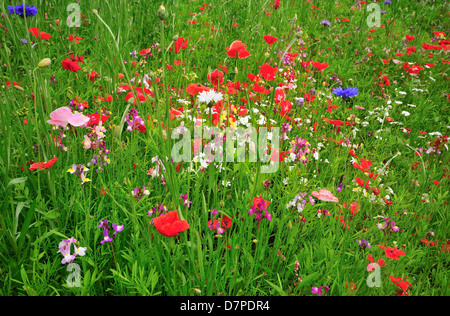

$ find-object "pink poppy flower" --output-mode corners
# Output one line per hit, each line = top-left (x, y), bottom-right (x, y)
(311, 189), (339, 202)
(47, 107), (90, 127)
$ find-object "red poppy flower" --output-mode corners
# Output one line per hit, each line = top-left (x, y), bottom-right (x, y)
(348, 150), (358, 157)
(88, 114), (110, 126)
(329, 119), (344, 126)
(5, 81), (21, 87)
(208, 215), (233, 232)
(251, 195), (271, 209)
(186, 83), (210, 95)
(304, 93), (315, 102)
(89, 71), (99, 82)
(422, 42), (442, 50)
(271, 0), (280, 10)
(153, 211), (189, 237)
(95, 95), (114, 102)
(384, 246), (406, 260)
(406, 64), (424, 74)
(439, 39), (450, 46)
(432, 31), (446, 37)
(367, 254), (386, 272)
(246, 73), (260, 82)
(353, 158), (372, 172)
(29, 156), (58, 170)
(259, 64), (277, 81)
(347, 202), (360, 216)
(274, 87), (285, 104)
(270, 148), (290, 162)
(68, 34), (82, 43)
(355, 177), (365, 187)
(125, 91), (148, 104)
(311, 61), (329, 72)
(390, 276), (411, 295)
(279, 100), (292, 119)
(28, 27), (52, 40)
(62, 58), (81, 72)
(263, 35), (278, 47)
(420, 238), (435, 247)
(169, 107), (184, 119)
(406, 46), (416, 55)
(139, 48), (151, 55)
(405, 34), (415, 41)
(226, 40), (251, 59)
(207, 69), (224, 86)
(172, 37), (188, 54)
(252, 82), (270, 94)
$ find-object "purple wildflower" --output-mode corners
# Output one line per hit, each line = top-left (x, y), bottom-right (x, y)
(321, 19), (331, 27)
(356, 238), (372, 249)
(98, 219), (123, 244)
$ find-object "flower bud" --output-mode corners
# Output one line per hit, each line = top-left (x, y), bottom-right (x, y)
(192, 288), (201, 295)
(111, 124), (120, 138)
(157, 4), (168, 21)
(287, 221), (293, 230)
(38, 58), (51, 68)
(92, 9), (98, 15)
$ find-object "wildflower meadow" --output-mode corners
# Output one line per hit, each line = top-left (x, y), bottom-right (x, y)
(0, 0), (449, 300)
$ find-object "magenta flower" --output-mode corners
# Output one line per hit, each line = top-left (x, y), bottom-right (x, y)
(57, 237), (86, 264)
(180, 193), (192, 208)
(98, 219), (123, 244)
(311, 285), (330, 296)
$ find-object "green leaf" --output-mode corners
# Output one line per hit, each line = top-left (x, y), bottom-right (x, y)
(7, 177), (28, 187)
(265, 279), (287, 296)
(42, 210), (60, 220)
(17, 200), (36, 252)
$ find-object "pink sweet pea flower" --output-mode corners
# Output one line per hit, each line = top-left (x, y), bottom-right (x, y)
(47, 107), (90, 127)
(311, 189), (339, 202)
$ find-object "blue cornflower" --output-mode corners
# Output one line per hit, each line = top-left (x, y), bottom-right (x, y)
(321, 19), (331, 27)
(332, 86), (359, 98)
(8, 3), (38, 18)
